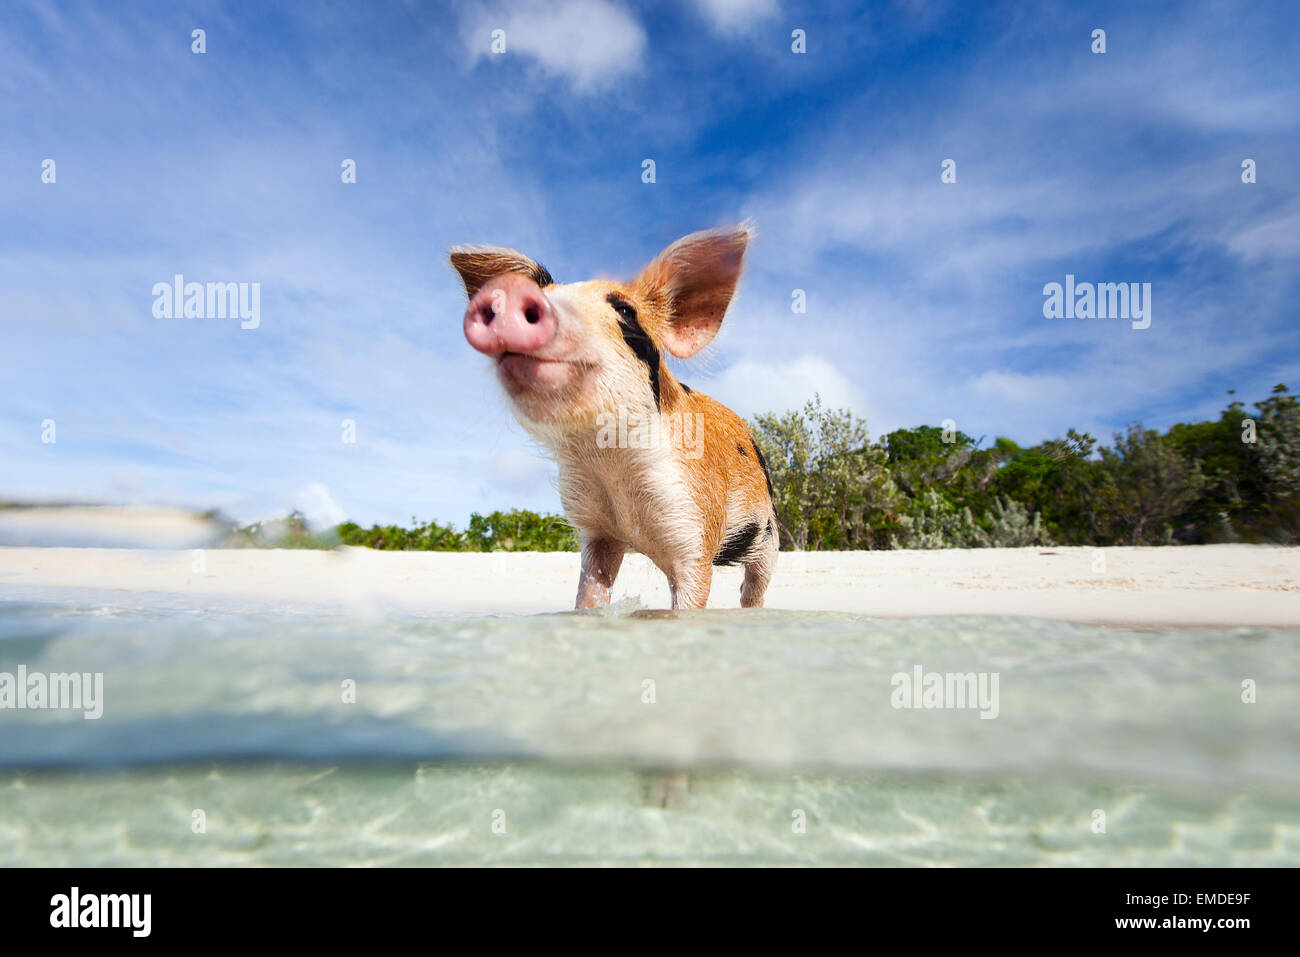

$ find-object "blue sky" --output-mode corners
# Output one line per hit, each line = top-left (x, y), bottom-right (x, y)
(2, 0), (1298, 528)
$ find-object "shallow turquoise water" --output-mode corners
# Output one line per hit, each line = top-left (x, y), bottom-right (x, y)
(1, 596), (1297, 865)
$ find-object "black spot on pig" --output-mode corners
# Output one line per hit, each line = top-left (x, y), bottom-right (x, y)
(608, 293), (660, 410)
(736, 442), (748, 457)
(714, 522), (760, 566)
(750, 437), (774, 499)
(531, 263), (554, 288)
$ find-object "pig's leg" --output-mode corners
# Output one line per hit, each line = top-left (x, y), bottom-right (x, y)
(648, 770), (690, 808)
(656, 558), (713, 807)
(575, 537), (625, 610)
(740, 527), (778, 608)
(669, 560), (713, 610)
(740, 563), (771, 608)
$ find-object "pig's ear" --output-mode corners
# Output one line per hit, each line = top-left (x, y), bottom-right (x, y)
(449, 246), (554, 299)
(635, 223), (752, 358)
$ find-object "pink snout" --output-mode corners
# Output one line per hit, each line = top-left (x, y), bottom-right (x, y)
(463, 272), (556, 357)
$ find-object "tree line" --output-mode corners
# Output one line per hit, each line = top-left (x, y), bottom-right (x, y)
(751, 384), (1298, 549)
(334, 510), (577, 551)
(226, 508), (579, 551)
(227, 384), (1298, 551)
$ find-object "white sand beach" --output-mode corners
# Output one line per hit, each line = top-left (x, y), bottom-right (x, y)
(1, 544), (1297, 627)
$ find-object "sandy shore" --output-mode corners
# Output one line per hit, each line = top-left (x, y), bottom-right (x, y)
(1, 544), (1297, 627)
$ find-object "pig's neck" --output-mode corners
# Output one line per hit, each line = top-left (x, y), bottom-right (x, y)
(535, 415), (704, 566)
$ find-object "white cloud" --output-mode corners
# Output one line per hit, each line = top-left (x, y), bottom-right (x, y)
(1228, 207), (1300, 261)
(710, 354), (871, 422)
(292, 483), (348, 530)
(461, 0), (646, 93)
(692, 0), (780, 35)
(490, 446), (557, 496)
(968, 370), (1057, 405)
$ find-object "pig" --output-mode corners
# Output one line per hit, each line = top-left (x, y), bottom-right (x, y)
(452, 224), (777, 611)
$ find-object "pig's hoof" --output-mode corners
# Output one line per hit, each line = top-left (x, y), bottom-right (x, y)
(647, 770), (691, 809)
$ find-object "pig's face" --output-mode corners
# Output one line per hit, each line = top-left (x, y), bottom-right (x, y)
(459, 272), (658, 427)
(452, 226), (750, 430)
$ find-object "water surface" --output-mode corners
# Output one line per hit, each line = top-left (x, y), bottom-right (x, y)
(1, 595), (1296, 865)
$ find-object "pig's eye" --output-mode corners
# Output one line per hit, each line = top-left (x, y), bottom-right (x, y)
(606, 294), (637, 323)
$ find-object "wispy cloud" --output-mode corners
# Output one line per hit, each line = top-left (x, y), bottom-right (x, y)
(690, 0), (781, 36)
(458, 0), (647, 93)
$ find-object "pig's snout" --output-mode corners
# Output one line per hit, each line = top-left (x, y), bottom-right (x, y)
(464, 272), (556, 357)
